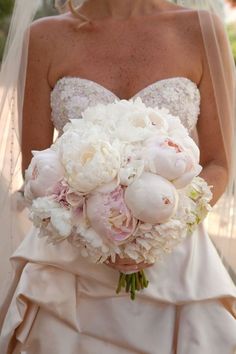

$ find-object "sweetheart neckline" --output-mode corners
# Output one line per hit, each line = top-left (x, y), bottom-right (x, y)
(52, 76), (200, 101)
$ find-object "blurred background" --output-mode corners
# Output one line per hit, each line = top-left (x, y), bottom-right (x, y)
(0, 0), (57, 61)
(1, 0), (236, 63)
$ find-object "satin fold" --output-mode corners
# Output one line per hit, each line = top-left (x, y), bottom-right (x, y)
(0, 224), (236, 354)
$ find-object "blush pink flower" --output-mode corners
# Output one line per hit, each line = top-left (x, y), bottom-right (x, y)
(86, 185), (137, 244)
(53, 180), (84, 209)
(24, 149), (64, 202)
(124, 172), (179, 224)
(144, 136), (202, 188)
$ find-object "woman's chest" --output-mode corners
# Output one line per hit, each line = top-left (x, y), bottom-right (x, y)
(49, 18), (202, 99)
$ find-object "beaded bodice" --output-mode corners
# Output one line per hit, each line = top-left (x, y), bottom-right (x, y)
(51, 76), (200, 134)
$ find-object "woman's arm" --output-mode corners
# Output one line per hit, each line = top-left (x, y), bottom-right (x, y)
(197, 14), (234, 207)
(21, 20), (54, 176)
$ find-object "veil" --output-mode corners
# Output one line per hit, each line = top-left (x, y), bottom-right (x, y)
(0, 0), (235, 307)
(0, 0), (41, 310)
(176, 0), (236, 280)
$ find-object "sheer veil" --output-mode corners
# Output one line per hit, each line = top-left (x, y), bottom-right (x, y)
(175, 0), (236, 279)
(0, 0), (41, 313)
(0, 0), (235, 310)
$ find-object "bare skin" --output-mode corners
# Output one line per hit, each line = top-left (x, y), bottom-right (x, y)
(22, 0), (230, 273)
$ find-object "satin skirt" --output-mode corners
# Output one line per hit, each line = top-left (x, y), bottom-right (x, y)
(0, 223), (236, 354)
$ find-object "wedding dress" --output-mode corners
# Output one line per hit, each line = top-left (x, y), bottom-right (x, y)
(0, 76), (236, 354)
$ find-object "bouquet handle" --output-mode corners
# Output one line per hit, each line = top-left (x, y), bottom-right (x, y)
(116, 270), (149, 300)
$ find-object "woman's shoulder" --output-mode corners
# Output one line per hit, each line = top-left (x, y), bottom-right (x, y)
(179, 8), (229, 50)
(160, 5), (226, 44)
(158, 2), (224, 29)
(28, 13), (75, 46)
(30, 12), (74, 30)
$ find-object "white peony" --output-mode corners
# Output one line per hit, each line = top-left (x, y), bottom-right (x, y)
(165, 114), (189, 138)
(83, 97), (147, 125)
(82, 98), (165, 143)
(56, 119), (109, 147)
(113, 110), (154, 143)
(148, 107), (169, 132)
(124, 172), (179, 224)
(82, 103), (112, 126)
(59, 133), (121, 192)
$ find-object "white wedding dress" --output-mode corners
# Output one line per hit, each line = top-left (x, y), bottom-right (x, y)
(0, 76), (236, 354)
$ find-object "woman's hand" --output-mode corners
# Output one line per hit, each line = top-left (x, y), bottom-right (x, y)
(105, 255), (153, 273)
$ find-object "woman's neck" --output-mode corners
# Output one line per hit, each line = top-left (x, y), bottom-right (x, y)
(80, 0), (167, 20)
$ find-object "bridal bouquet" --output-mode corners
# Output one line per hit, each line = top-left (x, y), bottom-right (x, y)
(24, 98), (212, 300)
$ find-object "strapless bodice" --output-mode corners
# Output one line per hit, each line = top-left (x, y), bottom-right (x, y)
(50, 76), (200, 134)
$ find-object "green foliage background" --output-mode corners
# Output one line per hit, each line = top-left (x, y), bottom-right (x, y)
(0, 0), (14, 60)
(227, 23), (236, 63)
(0, 0), (56, 62)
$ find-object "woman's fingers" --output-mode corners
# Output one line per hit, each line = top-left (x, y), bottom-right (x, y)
(105, 257), (153, 273)
(105, 262), (139, 272)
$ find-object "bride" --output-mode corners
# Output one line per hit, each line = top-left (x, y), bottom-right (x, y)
(0, 0), (236, 353)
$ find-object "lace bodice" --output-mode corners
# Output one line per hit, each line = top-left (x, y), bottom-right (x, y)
(51, 77), (200, 134)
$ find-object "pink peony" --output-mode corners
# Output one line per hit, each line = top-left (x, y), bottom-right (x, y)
(24, 149), (64, 202)
(144, 136), (202, 188)
(124, 172), (179, 224)
(86, 185), (137, 244)
(53, 180), (84, 209)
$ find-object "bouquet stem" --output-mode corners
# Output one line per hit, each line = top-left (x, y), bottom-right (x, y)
(116, 270), (149, 300)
